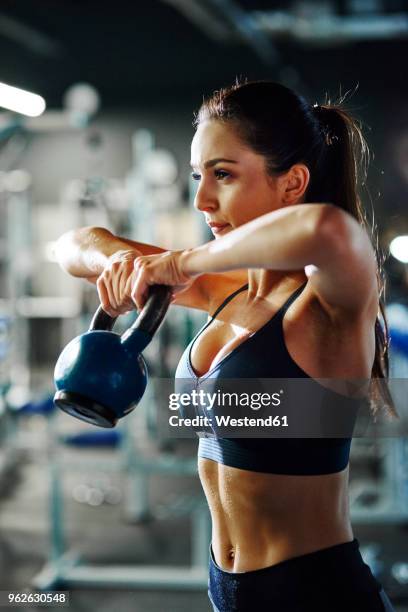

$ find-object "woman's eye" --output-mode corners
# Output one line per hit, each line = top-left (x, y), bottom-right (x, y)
(191, 169), (230, 181)
(214, 169), (230, 180)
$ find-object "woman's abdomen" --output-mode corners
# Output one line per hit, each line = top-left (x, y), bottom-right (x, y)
(198, 457), (353, 572)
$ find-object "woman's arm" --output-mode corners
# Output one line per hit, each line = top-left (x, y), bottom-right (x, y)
(54, 226), (163, 279)
(54, 226), (243, 313)
(180, 203), (378, 316)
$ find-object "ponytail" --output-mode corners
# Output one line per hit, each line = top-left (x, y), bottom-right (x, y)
(310, 103), (396, 418)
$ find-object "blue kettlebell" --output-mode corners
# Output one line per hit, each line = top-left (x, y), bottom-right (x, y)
(54, 285), (172, 428)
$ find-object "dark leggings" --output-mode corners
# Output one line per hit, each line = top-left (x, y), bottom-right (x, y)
(208, 539), (395, 612)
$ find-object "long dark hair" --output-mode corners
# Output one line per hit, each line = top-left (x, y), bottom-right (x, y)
(195, 79), (396, 417)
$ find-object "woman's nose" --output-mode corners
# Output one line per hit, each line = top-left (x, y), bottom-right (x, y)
(194, 181), (218, 212)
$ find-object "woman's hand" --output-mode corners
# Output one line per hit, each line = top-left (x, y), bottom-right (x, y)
(96, 249), (141, 317)
(131, 250), (196, 311)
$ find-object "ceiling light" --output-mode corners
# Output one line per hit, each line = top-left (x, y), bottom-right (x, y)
(0, 81), (46, 117)
(390, 235), (408, 264)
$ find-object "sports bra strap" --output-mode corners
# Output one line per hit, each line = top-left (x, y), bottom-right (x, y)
(210, 281), (308, 320)
(278, 281), (308, 316)
(210, 283), (249, 319)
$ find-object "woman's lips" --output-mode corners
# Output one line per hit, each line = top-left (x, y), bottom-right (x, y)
(210, 224), (230, 234)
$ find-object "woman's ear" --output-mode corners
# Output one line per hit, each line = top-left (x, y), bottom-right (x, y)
(281, 164), (310, 205)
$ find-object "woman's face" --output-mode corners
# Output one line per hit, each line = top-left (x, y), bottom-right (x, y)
(190, 120), (281, 238)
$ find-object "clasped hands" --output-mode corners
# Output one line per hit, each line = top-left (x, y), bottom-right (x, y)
(96, 249), (195, 317)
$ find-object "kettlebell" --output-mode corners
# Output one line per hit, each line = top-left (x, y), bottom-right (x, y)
(54, 285), (172, 428)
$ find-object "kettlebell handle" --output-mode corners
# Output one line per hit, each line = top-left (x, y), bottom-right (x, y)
(89, 284), (172, 337)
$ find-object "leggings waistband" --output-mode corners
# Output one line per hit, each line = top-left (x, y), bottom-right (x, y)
(209, 538), (364, 577)
(208, 538), (389, 612)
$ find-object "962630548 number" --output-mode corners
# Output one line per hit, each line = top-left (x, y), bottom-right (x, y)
(0, 591), (69, 607)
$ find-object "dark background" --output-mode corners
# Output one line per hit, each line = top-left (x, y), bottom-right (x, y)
(0, 0), (407, 289)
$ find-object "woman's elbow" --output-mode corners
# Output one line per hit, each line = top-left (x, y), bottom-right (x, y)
(315, 205), (375, 270)
(54, 230), (80, 275)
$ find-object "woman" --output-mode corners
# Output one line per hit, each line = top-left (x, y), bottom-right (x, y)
(56, 81), (395, 611)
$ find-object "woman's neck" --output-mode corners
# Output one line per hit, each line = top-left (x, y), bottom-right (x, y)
(247, 269), (307, 301)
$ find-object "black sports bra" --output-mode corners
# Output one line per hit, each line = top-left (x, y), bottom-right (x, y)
(175, 282), (361, 475)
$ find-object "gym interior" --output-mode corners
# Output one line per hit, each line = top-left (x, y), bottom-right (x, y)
(0, 2), (407, 611)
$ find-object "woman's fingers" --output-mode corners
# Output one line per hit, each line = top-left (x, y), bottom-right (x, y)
(96, 277), (117, 318)
(97, 263), (135, 317)
(101, 268), (119, 311)
(94, 248), (141, 316)
(131, 258), (151, 311)
(122, 271), (137, 311)
(115, 264), (135, 313)
(129, 251), (196, 311)
(95, 250), (193, 316)
(110, 261), (124, 308)
(131, 268), (149, 311)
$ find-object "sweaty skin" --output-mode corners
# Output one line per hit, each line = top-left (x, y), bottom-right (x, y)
(55, 119), (378, 574)
(192, 278), (366, 572)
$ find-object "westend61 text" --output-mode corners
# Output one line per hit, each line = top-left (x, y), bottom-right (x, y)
(168, 415), (289, 427)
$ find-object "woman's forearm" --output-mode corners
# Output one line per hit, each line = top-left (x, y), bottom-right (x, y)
(181, 204), (333, 277)
(54, 226), (164, 278)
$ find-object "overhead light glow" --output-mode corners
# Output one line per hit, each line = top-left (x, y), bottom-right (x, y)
(63, 83), (100, 116)
(390, 235), (408, 264)
(0, 82), (46, 117)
